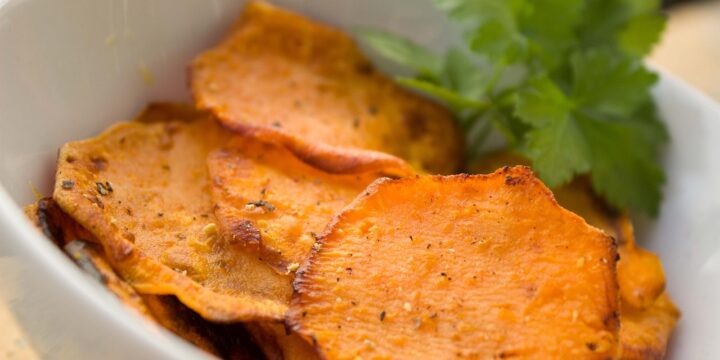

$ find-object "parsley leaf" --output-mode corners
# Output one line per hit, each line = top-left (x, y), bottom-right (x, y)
(360, 0), (668, 215)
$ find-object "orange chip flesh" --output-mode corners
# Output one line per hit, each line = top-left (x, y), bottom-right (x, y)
(471, 151), (679, 357)
(53, 103), (291, 322)
(191, 1), (462, 175)
(208, 139), (382, 272)
(289, 167), (620, 359)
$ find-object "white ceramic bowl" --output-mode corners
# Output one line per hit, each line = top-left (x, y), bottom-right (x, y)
(1, 0), (719, 359)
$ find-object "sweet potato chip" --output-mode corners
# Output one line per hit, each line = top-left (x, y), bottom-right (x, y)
(208, 139), (382, 272)
(191, 1), (462, 175)
(245, 322), (318, 360)
(472, 152), (679, 358)
(289, 167), (620, 359)
(53, 103), (292, 322)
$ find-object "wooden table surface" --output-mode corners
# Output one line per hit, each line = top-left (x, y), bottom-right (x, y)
(2, 3), (719, 358)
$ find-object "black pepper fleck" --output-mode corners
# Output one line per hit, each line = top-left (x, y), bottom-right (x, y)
(61, 180), (75, 190)
(96, 182), (109, 196)
(247, 200), (276, 211)
(380, 310), (386, 321)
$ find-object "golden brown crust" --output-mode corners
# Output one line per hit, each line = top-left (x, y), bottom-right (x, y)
(190, 1), (462, 176)
(289, 167), (620, 359)
(52, 104), (291, 322)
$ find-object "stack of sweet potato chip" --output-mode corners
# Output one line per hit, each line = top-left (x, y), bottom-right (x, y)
(24, 2), (678, 359)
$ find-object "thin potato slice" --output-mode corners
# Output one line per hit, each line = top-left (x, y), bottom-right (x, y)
(290, 167), (620, 359)
(53, 103), (291, 322)
(208, 139), (382, 272)
(191, 1), (462, 175)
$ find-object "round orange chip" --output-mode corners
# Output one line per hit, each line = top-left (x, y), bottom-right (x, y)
(53, 103), (291, 322)
(191, 1), (462, 176)
(289, 167), (620, 359)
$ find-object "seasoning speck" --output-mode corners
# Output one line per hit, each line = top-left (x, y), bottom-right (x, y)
(286, 262), (300, 273)
(96, 182), (109, 196)
(312, 242), (322, 251)
(576, 256), (586, 267)
(380, 310), (386, 321)
(247, 200), (276, 211)
(202, 223), (218, 237)
(62, 180), (75, 190)
(403, 302), (412, 311)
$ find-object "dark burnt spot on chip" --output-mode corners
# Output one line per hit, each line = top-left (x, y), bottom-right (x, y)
(355, 61), (374, 76)
(403, 110), (428, 140)
(91, 156), (108, 171)
(603, 310), (620, 326)
(504, 175), (523, 186)
(586, 342), (597, 351)
(225, 219), (262, 250)
(36, 198), (63, 246)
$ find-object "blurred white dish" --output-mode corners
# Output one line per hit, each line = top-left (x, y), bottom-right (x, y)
(0, 0), (718, 358)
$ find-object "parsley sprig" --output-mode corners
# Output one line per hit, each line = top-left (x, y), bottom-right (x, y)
(359, 0), (668, 215)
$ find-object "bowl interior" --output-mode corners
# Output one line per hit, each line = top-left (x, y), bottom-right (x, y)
(1, 0), (719, 358)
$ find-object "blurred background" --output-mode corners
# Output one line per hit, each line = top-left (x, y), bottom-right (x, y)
(1, 0), (719, 358)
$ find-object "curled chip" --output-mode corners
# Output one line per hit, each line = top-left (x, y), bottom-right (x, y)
(289, 167), (620, 359)
(208, 139), (382, 272)
(24, 199), (239, 356)
(53, 103), (292, 322)
(191, 1), (462, 175)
